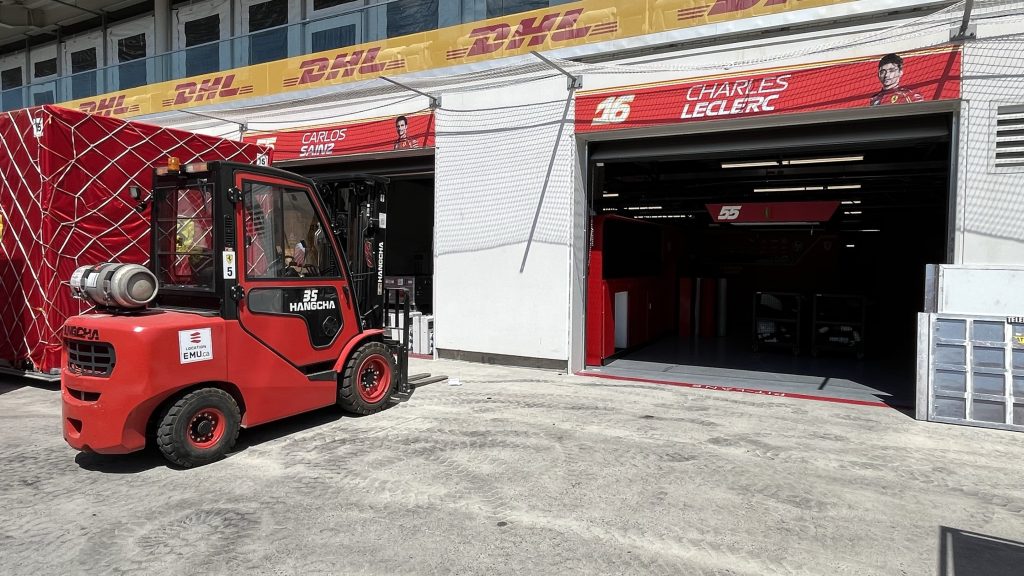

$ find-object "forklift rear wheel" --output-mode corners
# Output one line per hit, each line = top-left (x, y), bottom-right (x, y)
(156, 388), (241, 468)
(339, 342), (397, 415)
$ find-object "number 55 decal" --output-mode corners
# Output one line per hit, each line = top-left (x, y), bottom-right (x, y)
(718, 205), (742, 221)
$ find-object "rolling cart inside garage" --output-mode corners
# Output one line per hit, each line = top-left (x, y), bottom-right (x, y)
(752, 292), (802, 355)
(811, 294), (866, 359)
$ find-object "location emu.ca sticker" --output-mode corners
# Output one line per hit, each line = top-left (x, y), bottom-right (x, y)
(178, 328), (214, 364)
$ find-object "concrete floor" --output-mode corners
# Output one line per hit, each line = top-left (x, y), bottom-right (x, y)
(1, 359), (1023, 575)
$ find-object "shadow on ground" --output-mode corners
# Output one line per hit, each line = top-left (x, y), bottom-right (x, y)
(75, 405), (356, 474)
(939, 526), (1024, 576)
(0, 379), (59, 396)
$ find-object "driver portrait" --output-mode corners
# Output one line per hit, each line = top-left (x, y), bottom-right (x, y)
(869, 53), (925, 107)
(393, 115), (420, 150)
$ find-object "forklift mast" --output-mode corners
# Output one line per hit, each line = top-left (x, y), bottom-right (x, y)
(315, 175), (391, 331)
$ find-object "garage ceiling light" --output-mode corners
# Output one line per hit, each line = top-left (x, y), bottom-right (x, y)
(602, 207), (618, 212)
(753, 186), (824, 193)
(733, 222), (817, 226)
(625, 205), (663, 210)
(841, 200), (862, 205)
(721, 160), (780, 168)
(829, 184), (862, 190)
(783, 155), (864, 165)
(603, 192), (619, 198)
(638, 214), (694, 219)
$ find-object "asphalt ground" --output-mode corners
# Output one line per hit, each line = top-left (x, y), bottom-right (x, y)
(1, 359), (1023, 575)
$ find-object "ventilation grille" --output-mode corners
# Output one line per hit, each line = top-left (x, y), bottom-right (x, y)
(66, 340), (116, 377)
(224, 214), (235, 247)
(995, 104), (1024, 170)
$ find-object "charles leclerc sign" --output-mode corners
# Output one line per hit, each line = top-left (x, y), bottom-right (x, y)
(576, 47), (961, 133)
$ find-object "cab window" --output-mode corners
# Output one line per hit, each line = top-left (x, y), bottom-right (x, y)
(243, 182), (336, 279)
(154, 183), (216, 290)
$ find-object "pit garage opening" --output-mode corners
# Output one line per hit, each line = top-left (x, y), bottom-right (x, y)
(585, 115), (954, 407)
(291, 155), (435, 356)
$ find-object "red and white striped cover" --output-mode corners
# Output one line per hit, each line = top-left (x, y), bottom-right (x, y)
(0, 105), (272, 374)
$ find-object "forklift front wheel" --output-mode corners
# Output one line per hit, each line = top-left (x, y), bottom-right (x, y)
(339, 342), (397, 415)
(156, 388), (241, 468)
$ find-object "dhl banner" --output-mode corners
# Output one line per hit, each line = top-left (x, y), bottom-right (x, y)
(67, 0), (861, 119)
(576, 47), (962, 133)
(242, 111), (435, 161)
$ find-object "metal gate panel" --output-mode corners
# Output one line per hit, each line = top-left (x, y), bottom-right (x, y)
(922, 313), (1024, 432)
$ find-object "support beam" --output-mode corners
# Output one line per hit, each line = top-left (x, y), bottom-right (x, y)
(0, 7), (47, 29)
(953, 0), (975, 41)
(379, 76), (440, 109)
(154, 0), (171, 54)
(531, 51), (582, 91)
(48, 0), (104, 18)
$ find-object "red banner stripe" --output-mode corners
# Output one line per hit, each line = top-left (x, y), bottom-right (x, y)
(577, 48), (961, 134)
(244, 111), (435, 161)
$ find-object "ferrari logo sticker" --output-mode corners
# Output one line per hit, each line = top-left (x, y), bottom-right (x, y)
(222, 250), (236, 279)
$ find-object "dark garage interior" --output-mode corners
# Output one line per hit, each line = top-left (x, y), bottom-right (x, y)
(586, 115), (953, 407)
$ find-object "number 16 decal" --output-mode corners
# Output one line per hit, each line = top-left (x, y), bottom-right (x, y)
(592, 95), (635, 125)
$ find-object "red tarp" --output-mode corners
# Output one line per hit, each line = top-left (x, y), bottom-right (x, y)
(0, 105), (271, 374)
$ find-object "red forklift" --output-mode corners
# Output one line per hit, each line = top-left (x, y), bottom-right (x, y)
(61, 159), (435, 467)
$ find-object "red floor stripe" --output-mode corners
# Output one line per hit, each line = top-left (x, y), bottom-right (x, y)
(575, 370), (889, 408)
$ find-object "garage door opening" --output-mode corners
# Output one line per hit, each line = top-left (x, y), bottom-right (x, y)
(585, 115), (953, 407)
(291, 156), (435, 355)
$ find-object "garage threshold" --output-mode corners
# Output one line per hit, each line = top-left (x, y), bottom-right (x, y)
(576, 367), (891, 407)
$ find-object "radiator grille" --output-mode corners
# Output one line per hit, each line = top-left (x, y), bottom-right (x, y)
(66, 340), (116, 377)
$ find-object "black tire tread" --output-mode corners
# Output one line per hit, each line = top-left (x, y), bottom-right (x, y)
(339, 341), (396, 415)
(156, 388), (241, 468)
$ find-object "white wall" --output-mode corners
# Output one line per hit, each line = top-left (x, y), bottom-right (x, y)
(434, 76), (578, 364)
(957, 22), (1024, 265)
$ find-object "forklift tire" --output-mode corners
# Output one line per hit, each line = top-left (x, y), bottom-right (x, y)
(339, 342), (397, 415)
(156, 388), (241, 468)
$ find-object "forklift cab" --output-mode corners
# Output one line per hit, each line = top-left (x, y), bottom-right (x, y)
(151, 163), (394, 336)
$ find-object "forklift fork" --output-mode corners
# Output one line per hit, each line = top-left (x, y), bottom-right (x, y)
(384, 287), (445, 403)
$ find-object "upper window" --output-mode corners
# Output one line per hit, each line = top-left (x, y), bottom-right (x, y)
(184, 14), (221, 77)
(387, 0), (438, 38)
(248, 0), (289, 64)
(117, 33), (148, 89)
(313, 0), (357, 11)
(244, 182), (336, 279)
(486, 0), (553, 18)
(70, 47), (98, 100)
(33, 58), (57, 79)
(1, 67), (21, 90)
(0, 66), (22, 111)
(312, 25), (356, 52)
(155, 184), (216, 290)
